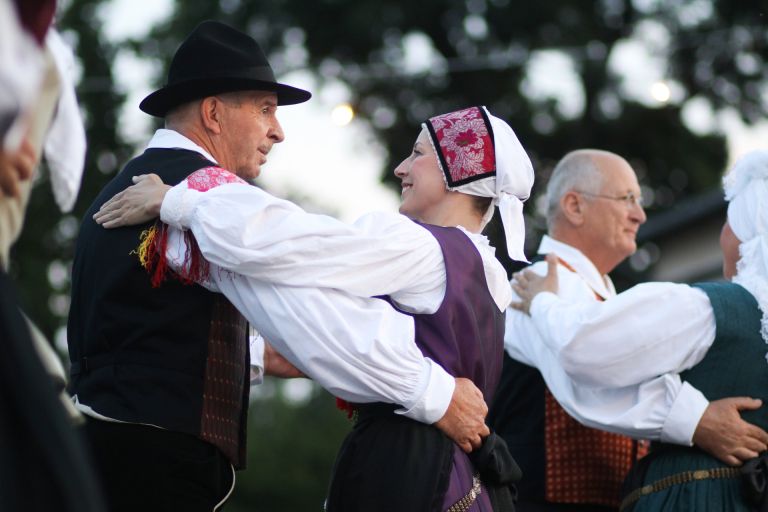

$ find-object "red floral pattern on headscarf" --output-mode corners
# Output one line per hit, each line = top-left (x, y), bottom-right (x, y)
(426, 106), (495, 186)
(187, 166), (247, 192)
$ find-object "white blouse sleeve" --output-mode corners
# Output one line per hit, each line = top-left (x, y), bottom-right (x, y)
(160, 182), (445, 308)
(557, 375), (708, 446)
(506, 306), (708, 444)
(205, 263), (455, 424)
(166, 226), (454, 423)
(529, 282), (717, 388)
(248, 329), (266, 384)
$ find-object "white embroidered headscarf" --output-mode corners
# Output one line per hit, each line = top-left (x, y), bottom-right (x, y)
(723, 150), (768, 344)
(423, 106), (534, 262)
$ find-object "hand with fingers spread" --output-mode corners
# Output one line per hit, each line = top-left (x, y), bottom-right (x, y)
(510, 253), (560, 315)
(693, 397), (768, 466)
(0, 139), (36, 198)
(93, 174), (171, 228)
(434, 377), (490, 453)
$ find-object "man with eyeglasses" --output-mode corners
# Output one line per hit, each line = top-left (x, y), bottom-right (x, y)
(489, 149), (765, 511)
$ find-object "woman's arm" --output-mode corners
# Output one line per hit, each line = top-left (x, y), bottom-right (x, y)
(95, 171), (446, 308)
(510, 255), (716, 387)
(529, 282), (716, 387)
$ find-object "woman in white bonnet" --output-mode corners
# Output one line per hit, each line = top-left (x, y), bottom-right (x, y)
(511, 150), (768, 511)
(722, 150), (768, 315)
(95, 106), (534, 511)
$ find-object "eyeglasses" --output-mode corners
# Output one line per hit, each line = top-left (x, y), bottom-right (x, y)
(576, 191), (645, 208)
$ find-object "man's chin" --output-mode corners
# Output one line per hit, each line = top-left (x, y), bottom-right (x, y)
(238, 166), (261, 181)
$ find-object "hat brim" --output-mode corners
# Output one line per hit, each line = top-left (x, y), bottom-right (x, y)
(139, 77), (312, 117)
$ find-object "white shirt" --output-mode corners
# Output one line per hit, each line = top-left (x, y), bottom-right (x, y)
(158, 168), (512, 315)
(505, 235), (712, 445)
(147, 129), (459, 424)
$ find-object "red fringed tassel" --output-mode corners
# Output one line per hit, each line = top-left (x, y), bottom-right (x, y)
(134, 222), (210, 287)
(180, 231), (211, 284)
(335, 398), (358, 420)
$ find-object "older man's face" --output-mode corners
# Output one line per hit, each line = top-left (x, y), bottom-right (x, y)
(581, 155), (647, 265)
(217, 91), (284, 180)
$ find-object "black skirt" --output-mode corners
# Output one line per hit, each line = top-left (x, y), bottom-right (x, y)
(326, 403), (454, 512)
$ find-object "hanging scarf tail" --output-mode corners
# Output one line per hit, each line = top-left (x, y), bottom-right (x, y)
(498, 193), (529, 263)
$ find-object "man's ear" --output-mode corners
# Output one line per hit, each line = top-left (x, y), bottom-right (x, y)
(560, 190), (585, 226)
(200, 96), (223, 134)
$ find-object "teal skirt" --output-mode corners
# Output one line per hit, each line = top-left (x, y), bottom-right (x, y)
(629, 447), (749, 512)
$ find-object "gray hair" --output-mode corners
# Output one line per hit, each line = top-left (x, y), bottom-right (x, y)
(545, 150), (605, 228)
(165, 92), (248, 129)
(165, 99), (200, 129)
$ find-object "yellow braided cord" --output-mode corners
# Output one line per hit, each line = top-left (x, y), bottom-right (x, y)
(132, 226), (156, 269)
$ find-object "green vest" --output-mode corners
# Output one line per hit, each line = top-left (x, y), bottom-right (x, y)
(630, 282), (767, 512)
(683, 282), (768, 430)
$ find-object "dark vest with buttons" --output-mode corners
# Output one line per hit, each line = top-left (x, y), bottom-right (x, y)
(67, 147), (250, 469)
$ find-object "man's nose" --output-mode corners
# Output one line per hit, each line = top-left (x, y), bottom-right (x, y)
(270, 118), (285, 143)
(631, 203), (647, 224)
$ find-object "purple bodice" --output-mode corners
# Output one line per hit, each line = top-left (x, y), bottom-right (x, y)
(403, 223), (505, 403)
(391, 224), (506, 511)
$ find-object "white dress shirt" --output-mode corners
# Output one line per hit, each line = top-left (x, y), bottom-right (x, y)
(147, 129), (460, 424)
(505, 235), (712, 445)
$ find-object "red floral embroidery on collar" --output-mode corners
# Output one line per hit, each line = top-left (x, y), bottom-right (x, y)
(427, 107), (495, 186)
(186, 166), (247, 192)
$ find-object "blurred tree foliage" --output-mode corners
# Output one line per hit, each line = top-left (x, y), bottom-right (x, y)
(10, 0), (768, 509)
(136, 0), (766, 272)
(229, 382), (350, 511)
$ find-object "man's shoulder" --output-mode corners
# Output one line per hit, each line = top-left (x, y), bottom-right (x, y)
(122, 148), (216, 185)
(528, 259), (598, 301)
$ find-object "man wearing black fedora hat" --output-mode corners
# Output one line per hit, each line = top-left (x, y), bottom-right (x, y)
(67, 20), (490, 511)
(67, 20), (307, 511)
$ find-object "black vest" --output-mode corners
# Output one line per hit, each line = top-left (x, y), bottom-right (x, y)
(67, 148), (250, 468)
(488, 353), (547, 499)
(489, 256), (547, 499)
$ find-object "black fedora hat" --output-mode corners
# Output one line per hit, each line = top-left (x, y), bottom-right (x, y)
(140, 21), (311, 117)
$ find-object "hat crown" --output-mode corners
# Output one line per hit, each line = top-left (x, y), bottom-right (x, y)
(139, 20), (310, 117)
(168, 21), (275, 85)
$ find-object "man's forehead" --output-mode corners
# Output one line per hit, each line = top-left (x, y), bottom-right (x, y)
(244, 90), (278, 105)
(596, 156), (640, 190)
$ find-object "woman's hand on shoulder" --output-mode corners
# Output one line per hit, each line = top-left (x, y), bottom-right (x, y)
(94, 174), (170, 228)
(510, 253), (559, 315)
